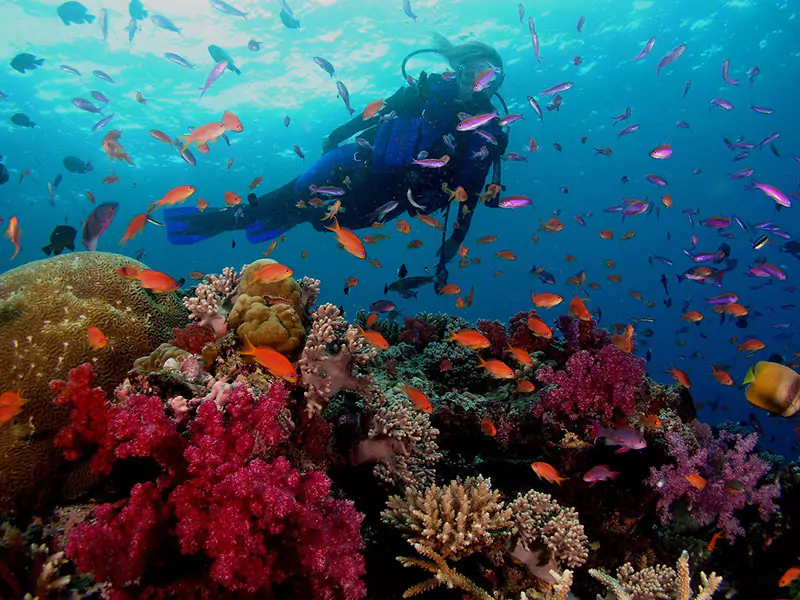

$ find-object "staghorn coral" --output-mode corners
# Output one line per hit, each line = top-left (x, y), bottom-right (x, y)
(589, 550), (722, 600)
(299, 303), (376, 416)
(357, 388), (440, 490)
(382, 475), (513, 561)
(508, 490), (588, 582)
(397, 544), (494, 600)
(0, 252), (187, 511)
(648, 430), (780, 539)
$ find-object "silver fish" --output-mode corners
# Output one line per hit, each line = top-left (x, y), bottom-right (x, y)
(92, 113), (115, 131)
(92, 69), (115, 83)
(633, 36), (656, 61)
(656, 43), (686, 75)
(151, 14), (182, 36)
(165, 53), (194, 69)
(210, 0), (248, 19)
(336, 80), (354, 115)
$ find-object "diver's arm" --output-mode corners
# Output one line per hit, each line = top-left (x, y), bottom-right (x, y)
(324, 86), (414, 149)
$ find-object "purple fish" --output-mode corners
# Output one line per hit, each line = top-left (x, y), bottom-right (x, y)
(60, 64), (81, 76)
(91, 90), (109, 103)
(649, 254), (673, 266)
(583, 465), (620, 483)
(733, 151), (750, 162)
(498, 195), (532, 209)
(729, 168), (754, 179)
(710, 98), (733, 111)
(762, 265), (787, 280)
(527, 96), (543, 121)
(751, 106), (774, 115)
(681, 79), (691, 97)
(541, 81), (573, 96)
(456, 111), (497, 131)
(623, 201), (649, 216)
(706, 293), (738, 306)
(757, 132), (779, 148)
(656, 43), (686, 74)
(576, 15), (585, 32)
(313, 56), (335, 78)
(604, 205), (624, 213)
(676, 120), (690, 129)
(412, 155), (449, 168)
(590, 421), (646, 452)
(336, 80), (354, 115)
(633, 36), (656, 61)
(732, 141), (754, 149)
(369, 299), (397, 313)
(92, 69), (115, 83)
(528, 18), (541, 63)
(645, 174), (668, 186)
(498, 113), (524, 127)
(475, 129), (498, 145)
(72, 97), (104, 114)
(502, 152), (528, 162)
(92, 113), (115, 131)
(618, 123), (640, 137)
(83, 202), (118, 251)
(611, 106), (631, 124)
(702, 217), (732, 229)
(733, 215), (748, 232)
(309, 185), (346, 196)
(754, 182), (790, 208)
(747, 66), (760, 85)
(199, 60), (228, 97)
(721, 59), (739, 85)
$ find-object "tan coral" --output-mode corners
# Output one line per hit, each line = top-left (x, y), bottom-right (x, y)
(132, 343), (191, 374)
(228, 294), (305, 354)
(237, 258), (304, 317)
(0, 252), (187, 511)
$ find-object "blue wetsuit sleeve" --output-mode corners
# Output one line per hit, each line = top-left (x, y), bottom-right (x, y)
(327, 86), (412, 145)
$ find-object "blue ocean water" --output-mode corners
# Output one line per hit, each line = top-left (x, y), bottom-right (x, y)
(1, 0), (797, 456)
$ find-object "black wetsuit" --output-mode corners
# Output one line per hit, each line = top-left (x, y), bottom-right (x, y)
(163, 73), (508, 263)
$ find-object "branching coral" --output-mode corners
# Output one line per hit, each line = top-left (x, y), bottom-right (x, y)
(534, 344), (645, 422)
(508, 490), (588, 582)
(589, 550), (722, 600)
(356, 388), (441, 490)
(648, 430), (780, 539)
(299, 303), (376, 416)
(183, 266), (240, 334)
(299, 276), (321, 311)
(382, 475), (513, 561)
(397, 544), (494, 600)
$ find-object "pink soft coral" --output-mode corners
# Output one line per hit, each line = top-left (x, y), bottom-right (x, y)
(648, 430), (780, 539)
(534, 344), (644, 422)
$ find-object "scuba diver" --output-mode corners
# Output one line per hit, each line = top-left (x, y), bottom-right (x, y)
(163, 35), (510, 290)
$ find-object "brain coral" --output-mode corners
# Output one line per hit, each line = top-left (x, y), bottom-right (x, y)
(0, 252), (188, 512)
(227, 259), (306, 354)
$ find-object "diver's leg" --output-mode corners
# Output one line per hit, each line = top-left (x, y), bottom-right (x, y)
(163, 180), (304, 245)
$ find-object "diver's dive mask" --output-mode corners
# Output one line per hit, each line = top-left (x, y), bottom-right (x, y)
(456, 60), (505, 91)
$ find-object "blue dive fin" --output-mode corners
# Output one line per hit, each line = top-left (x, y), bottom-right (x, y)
(246, 221), (286, 244)
(163, 206), (211, 245)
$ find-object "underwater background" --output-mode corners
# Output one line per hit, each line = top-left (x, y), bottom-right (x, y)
(1, 0), (799, 598)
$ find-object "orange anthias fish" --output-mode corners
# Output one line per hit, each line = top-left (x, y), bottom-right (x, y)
(528, 316), (553, 339)
(197, 198), (208, 211)
(685, 473), (707, 490)
(442, 183), (468, 203)
(239, 336), (297, 383)
(6, 216), (20, 260)
(114, 265), (141, 279)
(477, 235), (498, 243)
(681, 310), (704, 323)
(639, 414), (661, 429)
(0, 391), (26, 426)
(569, 296), (592, 321)
(479, 184), (500, 203)
(362, 98), (385, 120)
(415, 213), (442, 229)
(225, 191), (242, 206)
(222, 110), (243, 132)
(438, 284), (461, 296)
(481, 418), (497, 437)
(321, 200), (342, 221)
(102, 170), (120, 184)
(478, 357), (515, 379)
(251, 263), (293, 284)
(150, 185), (196, 210)
(325, 217), (366, 259)
(506, 345), (533, 367)
(516, 380), (536, 393)
(120, 212), (151, 246)
(87, 326), (108, 349)
(134, 269), (183, 293)
(531, 461), (567, 485)
(665, 366), (691, 388)
(539, 217), (564, 233)
(396, 220), (411, 234)
(566, 271), (586, 286)
(661, 193), (673, 208)
(445, 329), (490, 350)
(262, 240), (279, 258)
(177, 122), (227, 149)
(531, 293), (563, 309)
(102, 130), (135, 165)
(365, 313), (378, 328)
(779, 567), (800, 587)
(249, 176), (264, 190)
(401, 385), (432, 413)
(600, 229), (614, 240)
(611, 324), (635, 354)
(707, 531), (722, 552)
(357, 326), (390, 350)
(711, 366), (734, 386)
(732, 337), (766, 354)
(495, 250), (517, 260)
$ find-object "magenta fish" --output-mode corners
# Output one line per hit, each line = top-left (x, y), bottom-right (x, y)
(83, 202), (118, 251)
(309, 185), (345, 196)
(753, 182), (790, 208)
(583, 465), (620, 483)
(590, 422), (646, 453)
(656, 43), (686, 75)
(610, 106), (631, 124)
(710, 98), (733, 111)
(747, 66), (760, 85)
(527, 96), (543, 121)
(541, 81), (572, 96)
(645, 173), (668, 186)
(721, 59), (739, 85)
(733, 151), (750, 162)
(633, 36), (656, 61)
(73, 97), (104, 114)
(475, 129), (498, 145)
(751, 105), (774, 115)
(498, 113), (524, 126)
(623, 201), (649, 217)
(528, 17), (541, 63)
(757, 132), (779, 148)
(701, 217), (732, 229)
(618, 123), (640, 137)
(729, 168), (754, 179)
(92, 113), (115, 131)
(199, 60), (227, 97)
(502, 153), (528, 162)
(456, 112), (497, 131)
(681, 80), (691, 98)
(676, 120), (690, 129)
(412, 155), (449, 168)
(498, 195), (531, 209)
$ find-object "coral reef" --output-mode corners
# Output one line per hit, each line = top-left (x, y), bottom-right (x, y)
(182, 266), (239, 334)
(0, 252), (187, 512)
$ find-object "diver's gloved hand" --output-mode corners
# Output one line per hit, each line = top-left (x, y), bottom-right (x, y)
(321, 135), (338, 154)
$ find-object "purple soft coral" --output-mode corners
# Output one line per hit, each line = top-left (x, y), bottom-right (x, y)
(534, 345), (644, 421)
(648, 430), (780, 539)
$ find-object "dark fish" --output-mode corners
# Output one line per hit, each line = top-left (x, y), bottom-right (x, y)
(397, 289), (418, 300)
(10, 113), (36, 128)
(248, 39), (262, 51)
(92, 69), (115, 83)
(279, 8), (300, 28)
(73, 97), (104, 114)
(208, 44), (241, 75)
(42, 225), (77, 256)
(0, 163), (8, 186)
(10, 53), (44, 73)
(646, 348), (651, 362)
(210, 0), (248, 19)
(83, 202), (118, 251)
(660, 274), (669, 296)
(57, 1), (95, 26)
(63, 156), (93, 173)
(530, 265), (556, 284)
(178, 144), (196, 166)
(385, 276), (433, 293)
(398, 263), (408, 279)
(313, 56), (336, 78)
(370, 299), (397, 313)
(247, 193), (259, 207)
(53, 174), (63, 188)
(336, 80), (354, 115)
(91, 90), (110, 103)
(129, 0), (147, 20)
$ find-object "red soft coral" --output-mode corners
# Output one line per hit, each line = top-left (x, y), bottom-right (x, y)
(170, 323), (215, 355)
(508, 310), (549, 353)
(398, 316), (440, 348)
(534, 344), (644, 422)
(476, 319), (508, 358)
